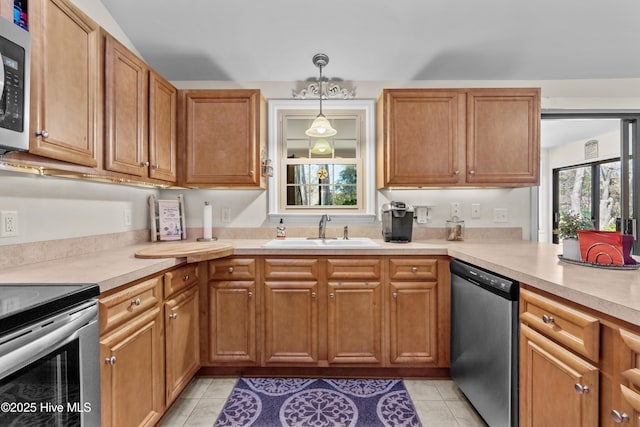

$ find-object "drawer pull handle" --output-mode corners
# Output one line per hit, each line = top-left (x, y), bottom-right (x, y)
(183, 274), (190, 281)
(131, 298), (141, 307)
(227, 267), (234, 273)
(574, 383), (589, 394)
(611, 410), (630, 423)
(105, 356), (116, 365)
(392, 292), (398, 299)
(248, 291), (253, 298)
(542, 314), (555, 324)
(411, 267), (418, 273)
(169, 313), (177, 320)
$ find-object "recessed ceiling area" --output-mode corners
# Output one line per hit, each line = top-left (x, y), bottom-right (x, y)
(541, 119), (620, 148)
(100, 0), (640, 82)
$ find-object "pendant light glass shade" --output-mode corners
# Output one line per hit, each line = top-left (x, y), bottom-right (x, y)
(306, 115), (337, 137)
(306, 53), (337, 138)
(310, 139), (332, 154)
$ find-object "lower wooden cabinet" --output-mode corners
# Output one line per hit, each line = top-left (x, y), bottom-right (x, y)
(520, 324), (598, 427)
(165, 285), (200, 405)
(100, 296), (165, 427)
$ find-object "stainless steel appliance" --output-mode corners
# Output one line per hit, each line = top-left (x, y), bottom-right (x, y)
(0, 16), (30, 153)
(381, 201), (414, 242)
(0, 283), (100, 426)
(450, 259), (519, 427)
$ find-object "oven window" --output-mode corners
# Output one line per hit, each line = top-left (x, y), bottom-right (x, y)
(0, 340), (81, 426)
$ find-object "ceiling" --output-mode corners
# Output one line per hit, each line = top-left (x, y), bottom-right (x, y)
(100, 0), (640, 83)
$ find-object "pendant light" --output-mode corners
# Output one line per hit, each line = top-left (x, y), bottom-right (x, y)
(305, 53), (337, 138)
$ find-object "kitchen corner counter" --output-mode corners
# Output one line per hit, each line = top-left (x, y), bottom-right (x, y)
(0, 237), (639, 327)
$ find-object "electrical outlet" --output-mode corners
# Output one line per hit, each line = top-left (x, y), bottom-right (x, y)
(471, 203), (481, 219)
(221, 207), (231, 223)
(1, 211), (18, 237)
(450, 202), (461, 218)
(123, 208), (132, 227)
(493, 208), (508, 223)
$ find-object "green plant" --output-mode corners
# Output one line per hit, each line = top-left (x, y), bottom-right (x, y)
(558, 211), (593, 239)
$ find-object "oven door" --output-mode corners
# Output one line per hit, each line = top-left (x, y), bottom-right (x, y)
(0, 300), (100, 426)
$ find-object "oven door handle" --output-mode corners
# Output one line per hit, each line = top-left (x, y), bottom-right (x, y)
(0, 302), (97, 379)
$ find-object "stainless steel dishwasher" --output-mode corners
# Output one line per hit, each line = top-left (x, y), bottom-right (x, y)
(450, 259), (519, 427)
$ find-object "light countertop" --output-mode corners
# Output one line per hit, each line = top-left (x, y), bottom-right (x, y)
(0, 238), (639, 327)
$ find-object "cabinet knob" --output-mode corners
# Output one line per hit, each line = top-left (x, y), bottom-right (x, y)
(542, 314), (555, 324)
(574, 383), (589, 394)
(169, 313), (177, 320)
(249, 170), (254, 176)
(105, 356), (116, 365)
(611, 410), (630, 423)
(36, 130), (49, 138)
(227, 267), (234, 273)
(152, 164), (159, 169)
(469, 169), (476, 175)
(311, 291), (317, 299)
(411, 266), (418, 273)
(141, 161), (150, 167)
(392, 292), (398, 299)
(131, 298), (141, 307)
(183, 274), (190, 281)
(454, 170), (460, 175)
(248, 291), (253, 298)
(329, 293), (335, 299)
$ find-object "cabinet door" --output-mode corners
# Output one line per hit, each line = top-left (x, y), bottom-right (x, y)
(327, 282), (382, 364)
(165, 286), (200, 405)
(520, 324), (598, 427)
(100, 307), (164, 427)
(208, 280), (257, 364)
(615, 328), (640, 426)
(29, 0), (100, 166)
(104, 34), (149, 176)
(466, 88), (540, 185)
(377, 89), (464, 188)
(179, 89), (265, 187)
(388, 281), (438, 364)
(264, 281), (318, 364)
(149, 70), (177, 182)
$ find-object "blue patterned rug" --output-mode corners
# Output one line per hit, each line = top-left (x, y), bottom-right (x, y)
(214, 378), (422, 427)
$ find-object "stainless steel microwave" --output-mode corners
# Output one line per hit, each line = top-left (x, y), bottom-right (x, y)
(0, 17), (29, 153)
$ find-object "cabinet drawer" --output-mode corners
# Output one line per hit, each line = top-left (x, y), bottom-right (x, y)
(520, 289), (600, 362)
(209, 258), (256, 280)
(99, 275), (163, 334)
(264, 258), (319, 280)
(164, 264), (198, 297)
(327, 258), (381, 280)
(389, 258), (437, 280)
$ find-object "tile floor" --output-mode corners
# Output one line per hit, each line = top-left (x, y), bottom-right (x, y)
(158, 377), (488, 427)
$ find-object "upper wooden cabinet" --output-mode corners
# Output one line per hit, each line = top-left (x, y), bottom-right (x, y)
(376, 88), (540, 188)
(104, 34), (148, 177)
(178, 89), (266, 188)
(148, 70), (177, 182)
(29, 0), (101, 167)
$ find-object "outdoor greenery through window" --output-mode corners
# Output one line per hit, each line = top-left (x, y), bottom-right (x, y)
(280, 111), (364, 212)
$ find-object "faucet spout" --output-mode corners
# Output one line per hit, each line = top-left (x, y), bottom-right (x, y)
(319, 214), (331, 239)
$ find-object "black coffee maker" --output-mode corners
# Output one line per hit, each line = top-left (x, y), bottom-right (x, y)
(382, 202), (414, 242)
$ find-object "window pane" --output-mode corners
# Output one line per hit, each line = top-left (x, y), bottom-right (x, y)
(599, 161), (620, 230)
(558, 166), (592, 220)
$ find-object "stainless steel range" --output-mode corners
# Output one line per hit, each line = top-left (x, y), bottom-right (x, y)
(0, 283), (100, 426)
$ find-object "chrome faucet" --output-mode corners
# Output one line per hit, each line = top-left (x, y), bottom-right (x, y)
(319, 214), (331, 239)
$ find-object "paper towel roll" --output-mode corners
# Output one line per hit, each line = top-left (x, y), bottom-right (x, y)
(203, 202), (212, 240)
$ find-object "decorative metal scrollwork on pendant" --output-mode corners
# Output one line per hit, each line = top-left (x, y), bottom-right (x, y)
(292, 82), (356, 100)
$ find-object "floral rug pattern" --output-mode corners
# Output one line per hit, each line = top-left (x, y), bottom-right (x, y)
(215, 378), (422, 427)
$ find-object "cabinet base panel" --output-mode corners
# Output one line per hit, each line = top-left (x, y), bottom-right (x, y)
(197, 366), (450, 378)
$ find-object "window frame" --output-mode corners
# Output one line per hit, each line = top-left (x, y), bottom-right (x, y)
(267, 99), (376, 223)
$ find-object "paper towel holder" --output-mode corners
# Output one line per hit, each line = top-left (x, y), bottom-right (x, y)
(197, 201), (217, 241)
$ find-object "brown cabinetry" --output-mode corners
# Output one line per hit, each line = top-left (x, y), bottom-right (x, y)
(148, 70), (177, 182)
(104, 34), (148, 177)
(376, 88), (539, 188)
(178, 89), (266, 188)
(206, 258), (258, 365)
(29, 0), (101, 166)
(164, 265), (199, 405)
(388, 258), (446, 365)
(99, 276), (165, 427)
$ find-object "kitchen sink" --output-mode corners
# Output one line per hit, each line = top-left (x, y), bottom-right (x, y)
(261, 237), (379, 249)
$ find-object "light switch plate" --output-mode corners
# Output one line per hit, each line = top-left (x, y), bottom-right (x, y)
(471, 204), (481, 219)
(493, 208), (508, 223)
